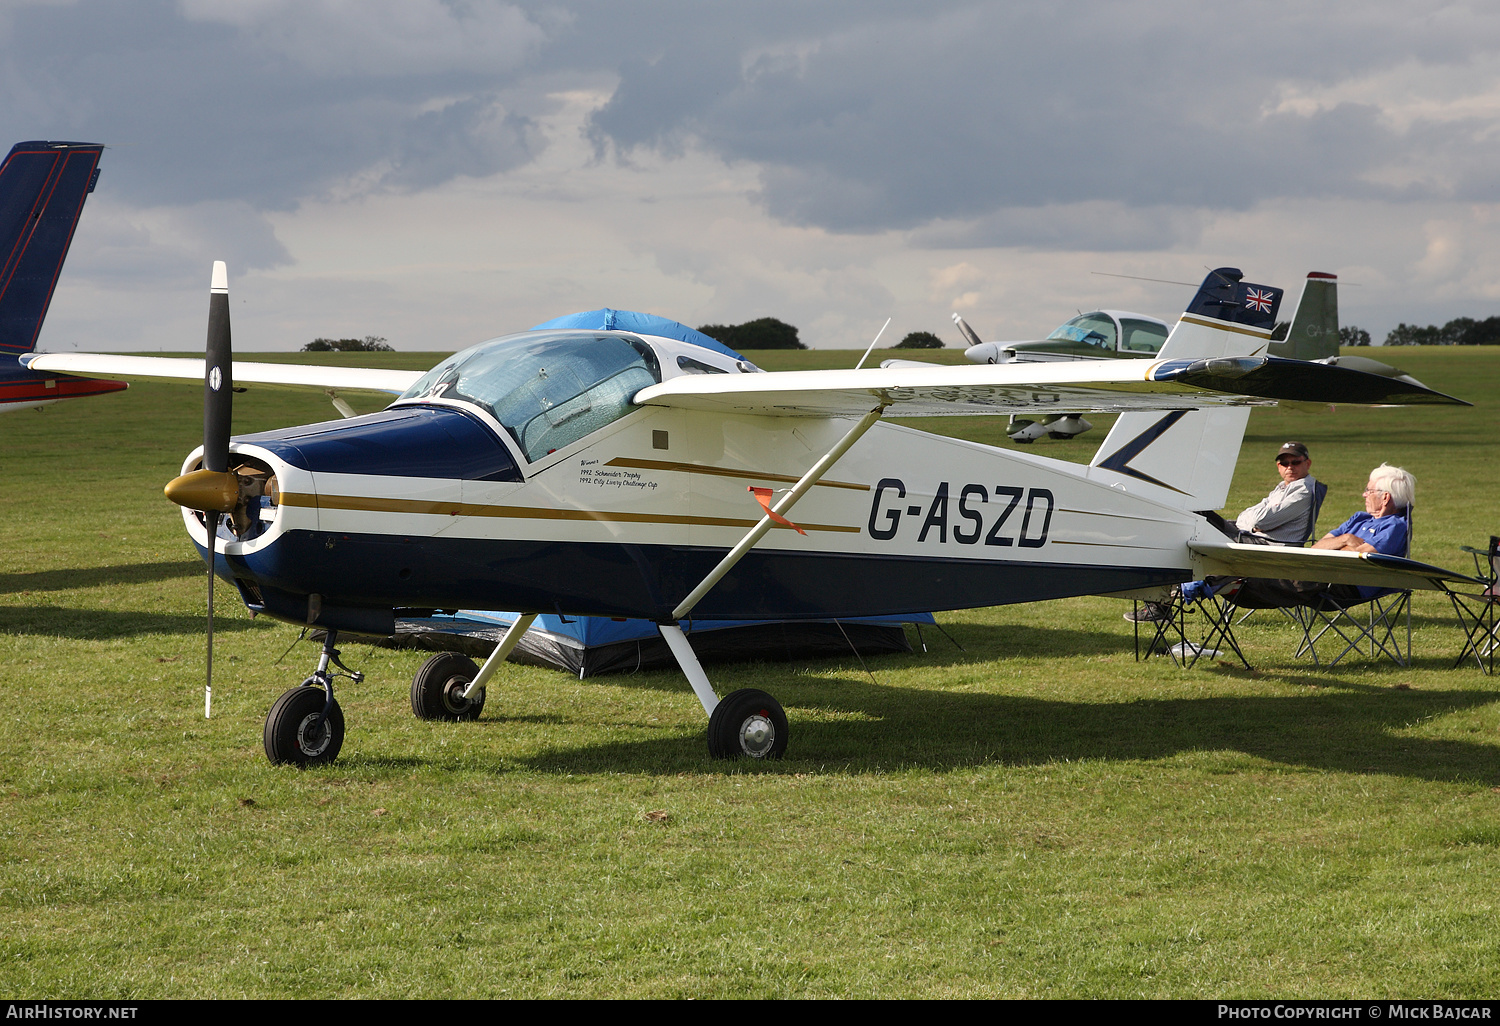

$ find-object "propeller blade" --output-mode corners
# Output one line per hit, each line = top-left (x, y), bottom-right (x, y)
(201, 262), (231, 719)
(206, 511), (217, 719)
(204, 260), (232, 474)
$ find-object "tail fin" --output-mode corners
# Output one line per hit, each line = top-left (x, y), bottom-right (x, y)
(1087, 267), (1283, 510)
(1269, 272), (1338, 362)
(0, 141), (103, 355)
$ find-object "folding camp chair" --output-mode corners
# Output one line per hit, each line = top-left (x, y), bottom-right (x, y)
(1130, 582), (1251, 669)
(1289, 505), (1415, 668)
(1181, 581), (1252, 668)
(1132, 591), (1188, 664)
(1447, 535), (1499, 674)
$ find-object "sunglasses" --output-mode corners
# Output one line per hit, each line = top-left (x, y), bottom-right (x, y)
(1277, 456), (1307, 466)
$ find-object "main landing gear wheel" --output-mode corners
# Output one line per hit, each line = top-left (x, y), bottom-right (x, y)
(264, 685), (345, 766)
(707, 688), (788, 760)
(410, 652), (485, 721)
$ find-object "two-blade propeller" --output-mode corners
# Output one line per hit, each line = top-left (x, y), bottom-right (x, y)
(163, 261), (235, 718)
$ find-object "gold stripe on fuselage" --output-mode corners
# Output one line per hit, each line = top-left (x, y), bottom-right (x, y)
(277, 493), (861, 533)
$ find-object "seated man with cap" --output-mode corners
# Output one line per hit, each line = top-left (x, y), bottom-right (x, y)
(1210, 441), (1319, 546)
(1127, 442), (1319, 622)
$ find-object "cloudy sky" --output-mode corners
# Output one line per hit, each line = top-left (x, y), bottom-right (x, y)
(7, 0), (1500, 351)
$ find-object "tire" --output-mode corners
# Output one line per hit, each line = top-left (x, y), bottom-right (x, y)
(707, 688), (788, 760)
(410, 652), (485, 721)
(264, 685), (344, 766)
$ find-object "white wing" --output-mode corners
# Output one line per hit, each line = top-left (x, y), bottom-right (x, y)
(23, 353), (422, 397)
(633, 356), (1465, 418)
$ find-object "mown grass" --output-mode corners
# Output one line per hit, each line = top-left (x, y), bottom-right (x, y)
(0, 346), (1497, 998)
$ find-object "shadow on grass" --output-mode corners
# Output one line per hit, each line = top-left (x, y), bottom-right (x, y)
(0, 560), (203, 593)
(512, 676), (1500, 784)
(0, 604), (263, 639)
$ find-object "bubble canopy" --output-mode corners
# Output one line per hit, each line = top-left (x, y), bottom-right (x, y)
(395, 330), (662, 462)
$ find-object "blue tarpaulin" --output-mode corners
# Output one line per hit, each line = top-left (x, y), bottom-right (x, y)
(388, 610), (938, 678)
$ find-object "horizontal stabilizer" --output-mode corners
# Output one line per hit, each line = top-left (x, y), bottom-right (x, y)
(22, 352), (422, 396)
(1188, 538), (1481, 593)
(1152, 356), (1467, 406)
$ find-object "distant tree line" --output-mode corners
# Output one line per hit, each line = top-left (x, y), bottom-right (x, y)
(1380, 317), (1500, 346)
(696, 318), (805, 350)
(695, 319), (949, 350)
(302, 336), (393, 352)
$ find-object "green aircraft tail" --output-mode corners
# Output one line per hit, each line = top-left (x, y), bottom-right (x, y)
(1268, 272), (1339, 361)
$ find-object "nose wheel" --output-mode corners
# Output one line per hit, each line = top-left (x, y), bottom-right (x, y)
(264, 684), (345, 766)
(263, 629), (361, 766)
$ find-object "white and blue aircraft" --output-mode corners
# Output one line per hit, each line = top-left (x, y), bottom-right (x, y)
(27, 266), (1475, 766)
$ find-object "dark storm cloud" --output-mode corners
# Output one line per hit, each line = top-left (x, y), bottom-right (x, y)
(582, 3), (1500, 238)
(3, 0), (1498, 251)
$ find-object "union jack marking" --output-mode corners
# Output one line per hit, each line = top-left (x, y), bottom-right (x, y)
(1244, 288), (1274, 314)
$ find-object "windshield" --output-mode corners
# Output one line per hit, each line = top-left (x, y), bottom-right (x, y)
(1046, 313), (1117, 350)
(398, 331), (661, 461)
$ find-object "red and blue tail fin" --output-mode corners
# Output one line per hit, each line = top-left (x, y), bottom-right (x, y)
(0, 140), (103, 355)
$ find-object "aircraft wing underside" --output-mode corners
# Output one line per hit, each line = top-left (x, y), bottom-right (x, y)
(21, 352), (423, 396)
(1188, 539), (1481, 593)
(634, 356), (1465, 418)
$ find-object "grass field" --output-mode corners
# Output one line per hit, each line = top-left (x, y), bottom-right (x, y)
(2, 345), (1498, 998)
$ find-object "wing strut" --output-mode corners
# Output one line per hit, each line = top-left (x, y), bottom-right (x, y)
(670, 406), (885, 621)
(460, 612), (539, 701)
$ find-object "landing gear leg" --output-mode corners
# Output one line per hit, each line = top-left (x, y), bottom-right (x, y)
(658, 624), (787, 760)
(263, 629), (363, 766)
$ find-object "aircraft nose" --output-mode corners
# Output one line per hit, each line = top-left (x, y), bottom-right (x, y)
(964, 342), (999, 364)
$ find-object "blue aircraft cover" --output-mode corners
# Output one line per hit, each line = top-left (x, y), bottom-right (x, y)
(386, 609), (939, 678)
(531, 308), (744, 362)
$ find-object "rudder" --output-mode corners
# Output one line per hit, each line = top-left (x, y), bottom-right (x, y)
(1269, 272), (1338, 362)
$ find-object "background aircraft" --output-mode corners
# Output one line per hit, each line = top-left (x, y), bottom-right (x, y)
(29, 266), (1472, 767)
(955, 272), (1421, 442)
(958, 307), (1172, 365)
(0, 140), (125, 411)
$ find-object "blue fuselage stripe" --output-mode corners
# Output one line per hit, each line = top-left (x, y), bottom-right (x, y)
(211, 529), (1186, 622)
